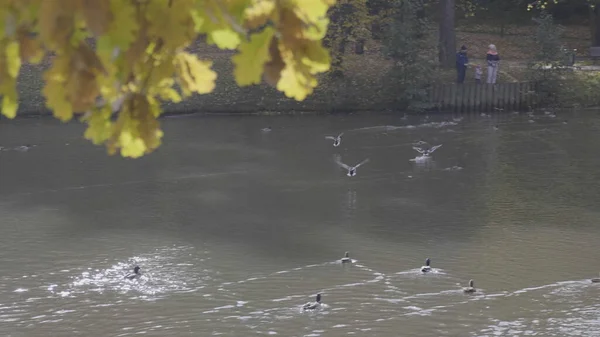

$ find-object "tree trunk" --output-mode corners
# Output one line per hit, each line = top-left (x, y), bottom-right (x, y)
(592, 6), (600, 46)
(354, 39), (365, 54)
(438, 0), (456, 68)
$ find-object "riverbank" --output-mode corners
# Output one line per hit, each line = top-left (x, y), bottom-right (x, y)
(10, 24), (599, 118)
(14, 51), (397, 117)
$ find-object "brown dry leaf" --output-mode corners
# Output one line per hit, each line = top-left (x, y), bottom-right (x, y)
(125, 25), (149, 68)
(67, 70), (100, 112)
(75, 42), (106, 74)
(17, 28), (43, 62)
(79, 0), (113, 36)
(39, 0), (77, 47)
(263, 37), (284, 86)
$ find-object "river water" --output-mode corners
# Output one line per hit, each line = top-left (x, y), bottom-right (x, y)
(1, 111), (599, 336)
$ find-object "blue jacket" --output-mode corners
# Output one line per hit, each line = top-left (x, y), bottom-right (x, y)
(456, 52), (469, 68)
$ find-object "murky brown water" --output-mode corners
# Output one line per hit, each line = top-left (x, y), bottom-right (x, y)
(1, 111), (600, 336)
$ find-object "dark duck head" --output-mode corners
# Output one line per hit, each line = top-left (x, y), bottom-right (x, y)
(125, 266), (141, 280)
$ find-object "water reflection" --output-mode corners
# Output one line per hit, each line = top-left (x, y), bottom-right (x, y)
(410, 155), (437, 171)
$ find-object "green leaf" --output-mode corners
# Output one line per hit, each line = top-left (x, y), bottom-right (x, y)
(232, 27), (275, 86)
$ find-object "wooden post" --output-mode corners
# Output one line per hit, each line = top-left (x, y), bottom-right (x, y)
(465, 83), (472, 113)
(425, 81), (539, 113)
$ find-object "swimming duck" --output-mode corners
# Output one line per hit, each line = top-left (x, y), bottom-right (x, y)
(592, 272), (600, 283)
(412, 143), (442, 157)
(341, 252), (352, 263)
(421, 258), (432, 273)
(325, 132), (344, 147)
(335, 158), (370, 177)
(463, 279), (476, 293)
(125, 266), (141, 280)
(15, 144), (35, 152)
(261, 127), (272, 132)
(302, 294), (322, 310)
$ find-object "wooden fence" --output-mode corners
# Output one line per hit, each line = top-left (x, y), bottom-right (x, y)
(428, 82), (538, 113)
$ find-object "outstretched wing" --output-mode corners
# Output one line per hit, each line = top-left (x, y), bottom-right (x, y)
(337, 132), (344, 138)
(325, 136), (336, 141)
(334, 158), (351, 170)
(412, 146), (426, 155)
(429, 144), (443, 153)
(355, 158), (370, 168)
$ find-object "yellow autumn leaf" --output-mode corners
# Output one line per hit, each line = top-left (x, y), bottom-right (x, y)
(232, 26), (275, 86)
(83, 106), (113, 144)
(276, 41), (323, 101)
(0, 0), (335, 158)
(209, 29), (241, 50)
(244, 0), (275, 29)
(43, 55), (74, 121)
(174, 53), (217, 95)
(145, 0), (196, 49)
(1, 85), (18, 118)
(290, 0), (330, 22)
(277, 61), (315, 101)
(5, 41), (21, 78)
(196, 0), (246, 49)
(145, 60), (176, 88)
(190, 10), (205, 31)
(106, 0), (138, 50)
(135, 96), (163, 150)
(158, 87), (182, 103)
(44, 81), (73, 121)
(119, 130), (147, 158)
(302, 17), (329, 40)
(301, 41), (330, 73)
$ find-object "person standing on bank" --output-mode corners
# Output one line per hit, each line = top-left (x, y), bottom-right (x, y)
(456, 45), (469, 84)
(486, 44), (500, 84)
(474, 64), (482, 84)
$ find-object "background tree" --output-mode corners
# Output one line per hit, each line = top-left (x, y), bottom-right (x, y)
(0, 0), (335, 158)
(383, 0), (435, 110)
(438, 0), (456, 68)
(324, 0), (371, 77)
(591, 4), (600, 45)
(528, 0), (600, 46)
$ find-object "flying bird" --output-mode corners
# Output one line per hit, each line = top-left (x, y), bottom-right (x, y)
(325, 132), (344, 147)
(335, 158), (370, 177)
(412, 143), (442, 157)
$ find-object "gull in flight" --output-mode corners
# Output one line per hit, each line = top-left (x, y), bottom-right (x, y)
(325, 132), (344, 147)
(412, 143), (442, 157)
(335, 157), (370, 177)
